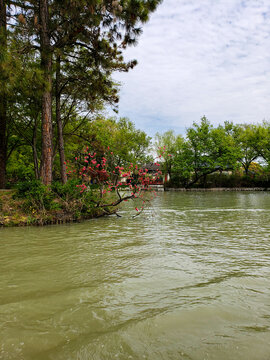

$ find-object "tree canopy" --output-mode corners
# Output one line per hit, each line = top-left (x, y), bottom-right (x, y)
(155, 117), (270, 188)
(0, 0), (162, 188)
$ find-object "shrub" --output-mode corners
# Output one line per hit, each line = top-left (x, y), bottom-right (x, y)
(51, 179), (81, 200)
(14, 180), (54, 211)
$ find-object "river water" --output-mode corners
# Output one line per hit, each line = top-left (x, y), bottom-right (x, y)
(0, 192), (270, 360)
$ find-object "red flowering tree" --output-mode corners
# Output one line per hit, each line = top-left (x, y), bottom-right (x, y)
(65, 146), (162, 217)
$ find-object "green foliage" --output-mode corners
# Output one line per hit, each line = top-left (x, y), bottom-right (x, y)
(232, 124), (259, 174)
(166, 171), (269, 189)
(6, 147), (36, 184)
(255, 122), (270, 167)
(66, 116), (151, 167)
(15, 180), (54, 211)
(51, 179), (81, 200)
(1, 0), (162, 188)
(15, 180), (45, 199)
(158, 117), (270, 188)
(155, 130), (184, 176)
(168, 117), (240, 187)
(79, 191), (96, 215)
(13, 179), (99, 215)
(51, 180), (97, 214)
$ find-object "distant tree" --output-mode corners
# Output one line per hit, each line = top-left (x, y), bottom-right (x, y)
(254, 122), (270, 169)
(155, 130), (184, 179)
(232, 124), (260, 175)
(172, 117), (239, 187)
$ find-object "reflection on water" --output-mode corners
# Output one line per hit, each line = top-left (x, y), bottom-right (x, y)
(0, 192), (270, 360)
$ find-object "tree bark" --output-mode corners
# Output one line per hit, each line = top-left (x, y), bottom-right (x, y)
(56, 55), (67, 184)
(0, 0), (7, 188)
(32, 117), (40, 180)
(39, 0), (53, 185)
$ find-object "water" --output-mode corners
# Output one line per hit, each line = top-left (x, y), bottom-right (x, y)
(0, 192), (270, 360)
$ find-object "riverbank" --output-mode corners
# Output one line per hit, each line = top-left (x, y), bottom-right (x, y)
(0, 190), (113, 227)
(165, 187), (270, 191)
(2, 186), (269, 227)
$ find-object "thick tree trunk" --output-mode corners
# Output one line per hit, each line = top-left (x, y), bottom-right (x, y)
(32, 117), (40, 180)
(56, 55), (67, 184)
(39, 0), (53, 185)
(0, 0), (7, 188)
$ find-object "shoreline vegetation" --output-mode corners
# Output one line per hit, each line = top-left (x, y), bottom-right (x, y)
(0, 189), (116, 228)
(165, 187), (270, 191)
(1, 186), (269, 228)
(3, 114), (270, 228)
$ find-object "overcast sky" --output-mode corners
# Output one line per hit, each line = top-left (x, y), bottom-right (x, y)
(109, 0), (270, 136)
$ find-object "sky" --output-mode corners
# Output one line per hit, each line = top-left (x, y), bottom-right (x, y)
(109, 0), (270, 136)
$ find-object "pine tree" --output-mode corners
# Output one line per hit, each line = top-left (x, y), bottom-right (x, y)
(3, 0), (162, 185)
(0, 0), (7, 188)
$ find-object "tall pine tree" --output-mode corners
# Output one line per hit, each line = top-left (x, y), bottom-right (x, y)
(2, 0), (162, 185)
(0, 0), (7, 188)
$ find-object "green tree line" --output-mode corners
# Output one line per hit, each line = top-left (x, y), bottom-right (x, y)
(155, 117), (270, 188)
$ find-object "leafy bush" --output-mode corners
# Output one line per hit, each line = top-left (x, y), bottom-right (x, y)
(79, 191), (96, 214)
(14, 180), (54, 211)
(51, 179), (81, 200)
(52, 180), (99, 214)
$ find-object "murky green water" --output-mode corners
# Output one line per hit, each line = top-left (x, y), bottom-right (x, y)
(1, 192), (270, 360)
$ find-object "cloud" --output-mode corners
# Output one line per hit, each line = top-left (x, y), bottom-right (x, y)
(111, 0), (270, 136)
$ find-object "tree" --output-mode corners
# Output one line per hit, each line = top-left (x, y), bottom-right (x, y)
(65, 116), (151, 184)
(0, 1), (43, 187)
(53, 42), (133, 184)
(253, 122), (270, 169)
(9, 0), (162, 185)
(155, 130), (184, 180)
(172, 117), (239, 187)
(0, 0), (7, 188)
(232, 124), (260, 175)
(65, 145), (160, 217)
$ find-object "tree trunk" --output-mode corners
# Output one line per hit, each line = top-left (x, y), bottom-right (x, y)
(243, 163), (249, 175)
(39, 0), (53, 185)
(32, 117), (40, 180)
(56, 55), (67, 184)
(0, 0), (7, 188)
